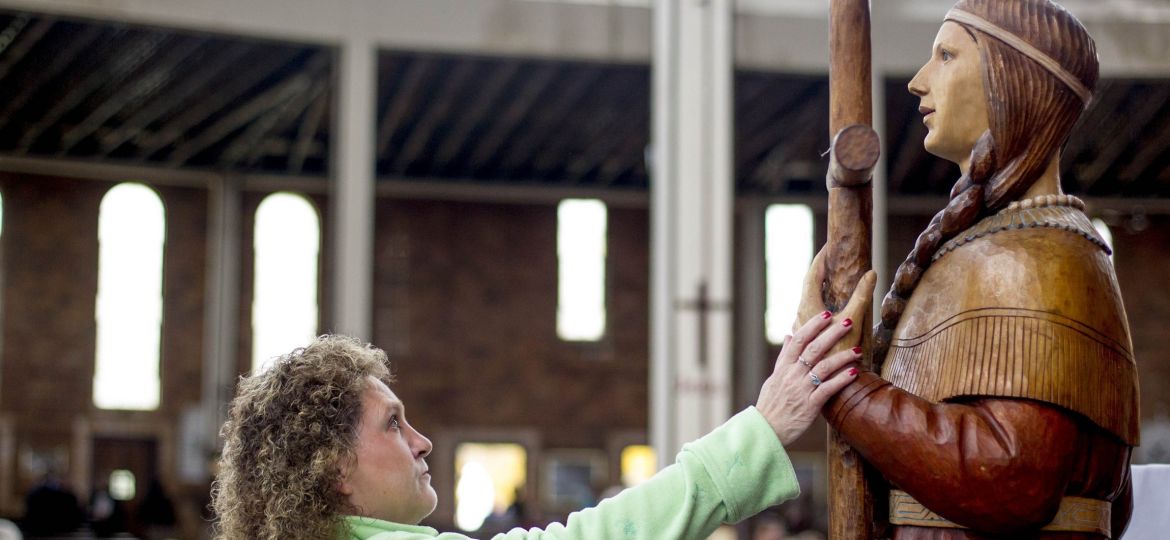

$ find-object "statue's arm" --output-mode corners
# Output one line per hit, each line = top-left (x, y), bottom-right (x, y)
(823, 373), (1080, 533)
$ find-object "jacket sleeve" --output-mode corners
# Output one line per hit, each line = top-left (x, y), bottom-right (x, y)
(824, 373), (1081, 533)
(494, 407), (801, 540)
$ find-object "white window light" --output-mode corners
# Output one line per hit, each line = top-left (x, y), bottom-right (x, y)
(765, 204), (814, 344)
(252, 192), (320, 374)
(1092, 218), (1114, 262)
(557, 199), (607, 341)
(454, 443), (527, 532)
(94, 182), (164, 410)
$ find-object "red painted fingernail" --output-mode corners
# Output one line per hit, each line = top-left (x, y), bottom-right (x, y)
(842, 318), (853, 328)
(849, 368), (858, 376)
(852, 346), (862, 355)
(821, 311), (832, 320)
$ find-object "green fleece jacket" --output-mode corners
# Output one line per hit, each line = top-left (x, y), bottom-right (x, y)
(341, 407), (799, 540)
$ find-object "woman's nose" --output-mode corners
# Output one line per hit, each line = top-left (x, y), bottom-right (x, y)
(413, 431), (433, 459)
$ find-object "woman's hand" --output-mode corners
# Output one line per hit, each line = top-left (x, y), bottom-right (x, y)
(757, 270), (876, 446)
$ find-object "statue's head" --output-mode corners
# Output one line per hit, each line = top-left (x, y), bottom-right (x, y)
(909, 0), (1098, 206)
(877, 0), (1099, 356)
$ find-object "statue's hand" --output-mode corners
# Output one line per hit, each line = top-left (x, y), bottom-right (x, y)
(836, 268), (876, 353)
(795, 247), (876, 354)
(794, 248), (830, 333)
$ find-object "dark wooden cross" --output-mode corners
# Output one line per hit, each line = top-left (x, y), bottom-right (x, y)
(676, 281), (731, 369)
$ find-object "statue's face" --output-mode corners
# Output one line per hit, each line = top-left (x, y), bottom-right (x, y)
(908, 21), (990, 171)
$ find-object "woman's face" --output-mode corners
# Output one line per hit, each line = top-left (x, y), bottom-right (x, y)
(339, 376), (437, 524)
(908, 21), (990, 173)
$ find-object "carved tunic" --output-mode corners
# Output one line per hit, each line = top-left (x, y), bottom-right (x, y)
(827, 201), (1139, 539)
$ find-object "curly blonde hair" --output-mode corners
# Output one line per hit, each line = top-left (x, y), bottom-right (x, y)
(211, 335), (394, 540)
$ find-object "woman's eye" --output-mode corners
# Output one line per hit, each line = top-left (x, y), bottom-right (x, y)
(389, 416), (401, 430)
(941, 50), (954, 62)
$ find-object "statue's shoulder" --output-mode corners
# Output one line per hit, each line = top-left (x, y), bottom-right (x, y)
(898, 200), (1127, 343)
(923, 201), (1113, 306)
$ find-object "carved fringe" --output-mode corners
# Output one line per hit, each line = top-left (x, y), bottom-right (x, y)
(883, 308), (1139, 445)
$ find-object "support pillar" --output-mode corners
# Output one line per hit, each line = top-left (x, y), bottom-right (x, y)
(651, 0), (735, 462)
(201, 174), (240, 452)
(330, 25), (377, 340)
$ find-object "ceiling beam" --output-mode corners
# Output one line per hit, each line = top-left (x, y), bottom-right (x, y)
(0, 24), (102, 133)
(387, 59), (477, 174)
(60, 34), (204, 153)
(288, 87), (330, 175)
(466, 64), (559, 170)
(137, 47), (303, 157)
(0, 15), (52, 81)
(430, 60), (520, 171)
(167, 66), (315, 165)
(494, 65), (602, 173)
(98, 42), (253, 154)
(20, 30), (168, 152)
(374, 56), (433, 158)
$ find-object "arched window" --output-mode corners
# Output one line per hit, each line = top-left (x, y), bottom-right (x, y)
(94, 183), (165, 410)
(557, 199), (607, 341)
(252, 192), (320, 373)
(765, 204), (814, 344)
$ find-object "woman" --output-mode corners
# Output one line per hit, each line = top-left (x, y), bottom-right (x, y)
(805, 0), (1139, 538)
(211, 276), (873, 540)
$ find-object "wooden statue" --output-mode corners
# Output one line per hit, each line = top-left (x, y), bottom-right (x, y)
(812, 0), (1140, 538)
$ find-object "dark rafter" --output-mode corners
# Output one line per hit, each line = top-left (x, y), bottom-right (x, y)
(555, 74), (645, 182)
(60, 35), (204, 154)
(747, 96), (823, 189)
(1078, 85), (1170, 188)
(0, 24), (104, 131)
(1066, 80), (1125, 164)
(288, 87), (329, 175)
(99, 42), (254, 154)
(375, 56), (433, 158)
(169, 63), (317, 166)
(388, 59), (478, 174)
(466, 63), (560, 171)
(498, 66), (605, 174)
(597, 113), (650, 186)
(431, 60), (520, 170)
(1117, 98), (1170, 185)
(241, 73), (329, 169)
(138, 47), (303, 158)
(738, 81), (824, 176)
(0, 16), (53, 81)
(20, 30), (168, 151)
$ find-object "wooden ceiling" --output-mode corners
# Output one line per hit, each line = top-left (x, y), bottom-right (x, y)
(1, 9), (1168, 198)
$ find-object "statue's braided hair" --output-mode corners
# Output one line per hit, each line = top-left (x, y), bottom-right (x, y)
(874, 0), (1099, 358)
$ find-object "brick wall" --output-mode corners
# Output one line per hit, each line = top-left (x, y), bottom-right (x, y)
(0, 174), (1166, 528)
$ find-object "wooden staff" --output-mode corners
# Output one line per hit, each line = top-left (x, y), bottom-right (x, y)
(825, 1), (881, 539)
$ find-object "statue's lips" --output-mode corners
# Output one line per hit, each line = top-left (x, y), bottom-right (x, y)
(919, 106), (935, 125)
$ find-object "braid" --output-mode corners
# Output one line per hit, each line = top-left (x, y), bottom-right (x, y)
(873, 0), (1099, 361)
(875, 134), (995, 357)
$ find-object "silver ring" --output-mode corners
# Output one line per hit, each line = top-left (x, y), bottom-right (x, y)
(798, 357), (813, 369)
(809, 373), (822, 387)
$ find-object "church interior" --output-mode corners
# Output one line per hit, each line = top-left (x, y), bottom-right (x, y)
(0, 0), (1168, 538)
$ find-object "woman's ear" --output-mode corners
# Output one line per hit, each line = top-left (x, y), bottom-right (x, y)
(336, 465), (355, 496)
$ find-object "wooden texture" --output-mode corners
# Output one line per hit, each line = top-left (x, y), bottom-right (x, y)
(825, 1), (879, 539)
